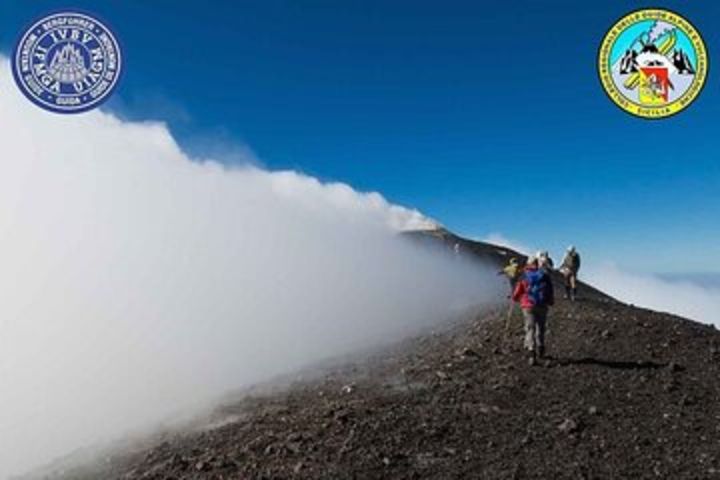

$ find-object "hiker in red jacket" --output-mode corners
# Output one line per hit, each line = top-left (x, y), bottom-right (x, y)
(512, 256), (555, 365)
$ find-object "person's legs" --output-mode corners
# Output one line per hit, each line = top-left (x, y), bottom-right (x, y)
(569, 273), (577, 300)
(534, 307), (548, 358)
(522, 309), (536, 351)
(523, 308), (539, 365)
(562, 270), (572, 298)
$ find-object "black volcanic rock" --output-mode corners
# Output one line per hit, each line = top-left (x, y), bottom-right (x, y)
(640, 42), (660, 54)
(24, 232), (720, 480)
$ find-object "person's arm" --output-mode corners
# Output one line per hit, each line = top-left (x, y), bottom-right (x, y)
(512, 278), (525, 303)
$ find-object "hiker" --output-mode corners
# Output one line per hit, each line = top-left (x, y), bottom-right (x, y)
(512, 256), (555, 365)
(560, 245), (581, 301)
(498, 257), (522, 296)
(537, 250), (554, 272)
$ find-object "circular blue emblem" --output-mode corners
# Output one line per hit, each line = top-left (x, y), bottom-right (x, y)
(12, 12), (122, 114)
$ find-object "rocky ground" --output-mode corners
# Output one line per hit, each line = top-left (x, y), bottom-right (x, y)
(28, 236), (720, 480)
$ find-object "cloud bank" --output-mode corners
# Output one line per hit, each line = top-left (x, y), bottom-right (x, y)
(584, 264), (720, 327)
(0, 57), (500, 478)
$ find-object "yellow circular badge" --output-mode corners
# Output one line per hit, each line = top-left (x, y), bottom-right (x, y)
(598, 9), (708, 119)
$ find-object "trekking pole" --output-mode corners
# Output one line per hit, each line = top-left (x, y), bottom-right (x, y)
(503, 299), (515, 351)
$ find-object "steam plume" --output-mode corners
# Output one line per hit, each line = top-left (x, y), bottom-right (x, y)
(647, 20), (675, 43)
(0, 56), (500, 478)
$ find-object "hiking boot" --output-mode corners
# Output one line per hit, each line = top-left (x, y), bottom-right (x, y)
(527, 350), (537, 366)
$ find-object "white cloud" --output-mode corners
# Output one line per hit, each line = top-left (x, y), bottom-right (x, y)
(584, 264), (720, 327)
(481, 233), (533, 255)
(0, 56), (500, 477)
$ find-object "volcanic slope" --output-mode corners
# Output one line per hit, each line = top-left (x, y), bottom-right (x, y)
(31, 232), (720, 480)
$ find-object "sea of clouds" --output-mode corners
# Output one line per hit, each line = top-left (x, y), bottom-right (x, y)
(0, 56), (502, 478)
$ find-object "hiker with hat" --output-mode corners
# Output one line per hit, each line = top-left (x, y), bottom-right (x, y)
(560, 246), (581, 301)
(536, 250), (554, 272)
(512, 255), (555, 365)
(498, 257), (522, 296)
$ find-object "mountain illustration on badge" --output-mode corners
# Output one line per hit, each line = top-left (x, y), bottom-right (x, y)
(12, 11), (123, 114)
(598, 9), (708, 119)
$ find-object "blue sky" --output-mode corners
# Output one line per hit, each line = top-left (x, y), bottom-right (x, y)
(1, 0), (718, 273)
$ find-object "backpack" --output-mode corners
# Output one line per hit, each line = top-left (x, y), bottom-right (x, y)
(525, 269), (550, 307)
(566, 252), (579, 270)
